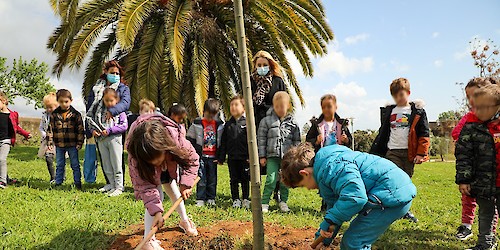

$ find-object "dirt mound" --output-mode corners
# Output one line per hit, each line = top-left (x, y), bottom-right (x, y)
(110, 221), (340, 249)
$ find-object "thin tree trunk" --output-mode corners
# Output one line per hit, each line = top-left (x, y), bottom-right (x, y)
(233, 1), (265, 249)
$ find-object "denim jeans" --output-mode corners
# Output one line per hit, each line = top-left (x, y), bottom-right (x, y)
(55, 146), (81, 185)
(196, 157), (217, 200)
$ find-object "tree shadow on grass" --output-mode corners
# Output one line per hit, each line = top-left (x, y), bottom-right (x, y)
(8, 146), (39, 162)
(375, 227), (461, 250)
(31, 228), (115, 250)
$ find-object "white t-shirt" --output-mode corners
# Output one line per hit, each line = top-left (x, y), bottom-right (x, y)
(323, 120), (337, 146)
(387, 105), (411, 150)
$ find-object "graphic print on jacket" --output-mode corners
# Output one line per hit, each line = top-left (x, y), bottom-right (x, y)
(202, 119), (217, 156)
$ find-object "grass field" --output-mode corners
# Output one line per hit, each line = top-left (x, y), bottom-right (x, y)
(0, 146), (472, 249)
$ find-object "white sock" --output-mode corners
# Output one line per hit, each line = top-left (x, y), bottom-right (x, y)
(462, 223), (472, 230)
(163, 180), (189, 221)
(144, 185), (164, 238)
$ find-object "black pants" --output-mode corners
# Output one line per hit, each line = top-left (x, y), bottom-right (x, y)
(97, 134), (126, 186)
(46, 153), (55, 181)
(228, 159), (250, 200)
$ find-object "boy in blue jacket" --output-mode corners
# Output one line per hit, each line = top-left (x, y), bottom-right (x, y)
(281, 143), (416, 249)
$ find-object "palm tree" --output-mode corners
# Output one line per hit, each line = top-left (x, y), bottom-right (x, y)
(47, 0), (333, 116)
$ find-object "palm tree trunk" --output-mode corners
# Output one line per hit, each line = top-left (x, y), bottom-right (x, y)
(233, 0), (265, 249)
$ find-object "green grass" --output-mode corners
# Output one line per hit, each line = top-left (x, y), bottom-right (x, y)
(0, 146), (472, 249)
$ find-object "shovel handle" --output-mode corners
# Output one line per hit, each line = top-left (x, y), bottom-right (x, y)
(310, 225), (336, 249)
(135, 177), (200, 250)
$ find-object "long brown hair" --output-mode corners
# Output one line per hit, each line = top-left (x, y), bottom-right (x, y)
(252, 50), (283, 77)
(127, 120), (190, 184)
(100, 60), (127, 85)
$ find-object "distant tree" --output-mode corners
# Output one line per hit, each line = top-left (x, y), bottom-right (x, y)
(0, 57), (55, 108)
(438, 110), (461, 122)
(430, 135), (451, 161)
(302, 123), (311, 136)
(353, 129), (377, 152)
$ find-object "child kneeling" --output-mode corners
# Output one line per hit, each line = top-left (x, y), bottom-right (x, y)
(281, 143), (416, 250)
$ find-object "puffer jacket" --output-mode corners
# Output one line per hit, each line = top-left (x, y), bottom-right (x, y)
(455, 113), (498, 199)
(306, 113), (352, 152)
(217, 115), (248, 162)
(314, 145), (416, 231)
(370, 100), (430, 162)
(257, 108), (301, 158)
(186, 117), (224, 157)
(127, 114), (199, 216)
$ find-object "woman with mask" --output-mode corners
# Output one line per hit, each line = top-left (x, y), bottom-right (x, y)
(251, 51), (287, 128)
(86, 60), (131, 188)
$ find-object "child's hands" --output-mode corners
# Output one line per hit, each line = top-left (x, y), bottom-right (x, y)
(260, 158), (267, 167)
(180, 185), (193, 200)
(310, 243), (324, 250)
(152, 212), (165, 229)
(48, 145), (53, 151)
(341, 132), (349, 144)
(27, 134), (33, 140)
(92, 130), (101, 137)
(105, 111), (113, 121)
(101, 130), (109, 137)
(316, 134), (323, 145)
(459, 184), (471, 196)
(414, 155), (425, 164)
(320, 229), (333, 239)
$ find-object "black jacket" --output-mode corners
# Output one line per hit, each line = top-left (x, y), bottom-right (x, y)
(370, 101), (430, 161)
(217, 116), (248, 162)
(455, 120), (498, 199)
(251, 75), (287, 128)
(305, 113), (352, 153)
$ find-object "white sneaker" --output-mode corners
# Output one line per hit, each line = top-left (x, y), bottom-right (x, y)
(242, 199), (251, 209)
(179, 218), (198, 236)
(98, 184), (113, 193)
(195, 200), (205, 207)
(262, 204), (269, 213)
(207, 199), (216, 206)
(108, 189), (123, 197)
(279, 202), (290, 212)
(232, 199), (242, 208)
(143, 238), (164, 250)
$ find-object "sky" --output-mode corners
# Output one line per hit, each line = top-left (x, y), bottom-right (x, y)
(1, 0), (499, 131)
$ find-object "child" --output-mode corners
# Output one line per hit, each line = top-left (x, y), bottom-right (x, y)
(39, 92), (58, 183)
(306, 94), (352, 152)
(217, 96), (251, 209)
(370, 77), (430, 222)
(47, 89), (85, 189)
(456, 83), (500, 250)
(0, 92), (31, 189)
(88, 88), (128, 196)
(139, 99), (158, 115)
(281, 143), (416, 249)
(167, 103), (187, 126)
(187, 98), (224, 207)
(258, 91), (301, 213)
(452, 77), (498, 240)
(127, 114), (199, 249)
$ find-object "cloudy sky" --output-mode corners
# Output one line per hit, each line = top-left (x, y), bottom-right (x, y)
(1, 0), (499, 130)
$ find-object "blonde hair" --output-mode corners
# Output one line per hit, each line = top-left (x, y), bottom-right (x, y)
(139, 99), (156, 113)
(273, 91), (290, 104)
(390, 78), (411, 96)
(252, 50), (283, 77)
(0, 91), (7, 105)
(474, 84), (500, 105)
(43, 92), (57, 107)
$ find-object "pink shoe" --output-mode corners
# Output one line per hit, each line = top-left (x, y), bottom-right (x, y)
(142, 238), (164, 250)
(179, 219), (198, 236)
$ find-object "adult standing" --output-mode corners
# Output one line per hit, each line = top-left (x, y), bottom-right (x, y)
(251, 51), (287, 203)
(86, 60), (131, 187)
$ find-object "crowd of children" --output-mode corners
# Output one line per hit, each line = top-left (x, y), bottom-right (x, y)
(2, 52), (499, 250)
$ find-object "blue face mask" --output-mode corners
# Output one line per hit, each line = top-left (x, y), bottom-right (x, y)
(256, 66), (270, 76)
(106, 73), (120, 84)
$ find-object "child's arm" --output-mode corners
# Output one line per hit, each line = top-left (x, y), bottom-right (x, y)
(178, 134), (200, 189)
(455, 125), (475, 186)
(186, 123), (197, 146)
(321, 163), (368, 232)
(341, 122), (352, 146)
(216, 124), (227, 164)
(108, 86), (131, 116)
(107, 112), (128, 135)
(39, 117), (46, 139)
(257, 119), (268, 158)
(13, 112), (31, 138)
(292, 121), (301, 146)
(76, 113), (85, 149)
(305, 122), (319, 146)
(129, 157), (165, 216)
(415, 110), (431, 158)
(47, 113), (55, 147)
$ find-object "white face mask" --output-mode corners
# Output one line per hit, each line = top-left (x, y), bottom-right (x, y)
(256, 66), (270, 76)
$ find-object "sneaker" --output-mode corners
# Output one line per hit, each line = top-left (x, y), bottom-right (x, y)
(98, 184), (113, 193)
(195, 200), (205, 207)
(179, 219), (198, 236)
(262, 204), (269, 213)
(242, 199), (251, 209)
(0, 181), (6, 189)
(466, 243), (497, 250)
(143, 238), (164, 250)
(75, 183), (82, 190)
(50, 180), (56, 185)
(7, 177), (20, 185)
(108, 189), (123, 197)
(207, 199), (216, 206)
(456, 225), (473, 241)
(279, 202), (290, 213)
(403, 211), (418, 223)
(232, 199), (242, 208)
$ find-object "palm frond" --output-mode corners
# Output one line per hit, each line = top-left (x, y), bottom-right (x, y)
(165, 0), (192, 79)
(191, 38), (210, 116)
(117, 0), (158, 50)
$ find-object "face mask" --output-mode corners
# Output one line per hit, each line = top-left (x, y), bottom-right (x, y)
(106, 74), (120, 83)
(256, 66), (270, 76)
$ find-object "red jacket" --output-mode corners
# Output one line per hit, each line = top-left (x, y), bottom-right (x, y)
(8, 109), (30, 145)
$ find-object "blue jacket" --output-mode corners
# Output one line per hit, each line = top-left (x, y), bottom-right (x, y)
(313, 145), (416, 231)
(86, 82), (131, 116)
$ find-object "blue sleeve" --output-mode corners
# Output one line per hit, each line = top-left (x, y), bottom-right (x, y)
(322, 163), (367, 229)
(108, 85), (131, 116)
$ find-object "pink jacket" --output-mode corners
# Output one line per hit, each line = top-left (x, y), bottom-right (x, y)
(452, 112), (474, 141)
(127, 114), (199, 216)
